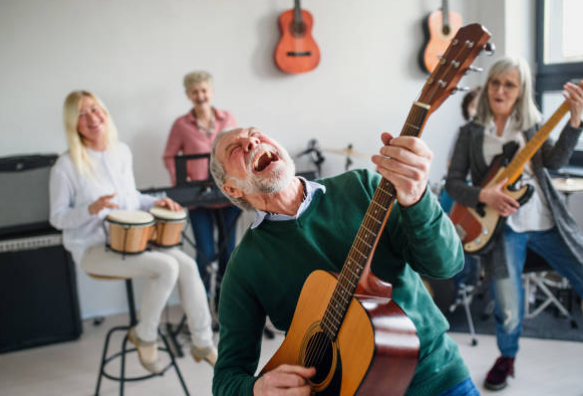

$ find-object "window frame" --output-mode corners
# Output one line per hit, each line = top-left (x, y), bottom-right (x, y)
(535, 0), (583, 106)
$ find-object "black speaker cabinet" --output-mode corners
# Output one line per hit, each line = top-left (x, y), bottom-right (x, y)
(0, 231), (82, 353)
(0, 154), (57, 237)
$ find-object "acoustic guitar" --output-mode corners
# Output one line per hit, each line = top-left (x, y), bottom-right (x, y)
(450, 99), (573, 254)
(274, 0), (320, 74)
(419, 0), (463, 74)
(261, 24), (492, 395)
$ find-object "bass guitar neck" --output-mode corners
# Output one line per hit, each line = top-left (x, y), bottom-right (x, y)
(450, 100), (571, 254)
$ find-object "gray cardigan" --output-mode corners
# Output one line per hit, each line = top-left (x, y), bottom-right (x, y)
(445, 120), (583, 279)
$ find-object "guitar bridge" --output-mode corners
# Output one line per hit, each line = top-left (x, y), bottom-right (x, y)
(286, 51), (312, 57)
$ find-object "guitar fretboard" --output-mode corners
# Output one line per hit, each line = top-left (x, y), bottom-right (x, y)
(320, 104), (429, 340)
(293, 0), (302, 24)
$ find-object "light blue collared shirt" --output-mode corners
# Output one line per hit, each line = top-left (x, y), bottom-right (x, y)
(250, 177), (326, 229)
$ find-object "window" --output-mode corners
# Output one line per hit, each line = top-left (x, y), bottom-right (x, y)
(536, 0), (583, 164)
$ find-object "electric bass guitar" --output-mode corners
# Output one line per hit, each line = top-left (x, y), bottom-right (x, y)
(419, 0), (463, 74)
(450, 100), (572, 254)
(261, 24), (492, 395)
(274, 0), (320, 74)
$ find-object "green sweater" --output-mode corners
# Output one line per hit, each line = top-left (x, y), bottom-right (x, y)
(213, 169), (469, 396)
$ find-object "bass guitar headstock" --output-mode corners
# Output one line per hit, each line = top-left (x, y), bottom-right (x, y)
(418, 23), (493, 113)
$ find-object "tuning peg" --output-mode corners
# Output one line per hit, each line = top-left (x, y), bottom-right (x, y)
(482, 41), (496, 56)
(468, 65), (484, 73)
(452, 86), (470, 94)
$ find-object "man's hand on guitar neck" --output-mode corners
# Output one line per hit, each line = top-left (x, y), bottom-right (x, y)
(371, 132), (433, 207)
(478, 178), (520, 217)
(254, 364), (316, 395)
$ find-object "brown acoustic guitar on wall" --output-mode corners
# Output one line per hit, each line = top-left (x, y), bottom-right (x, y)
(274, 0), (320, 74)
(450, 99), (574, 255)
(261, 24), (492, 395)
(419, 0), (463, 74)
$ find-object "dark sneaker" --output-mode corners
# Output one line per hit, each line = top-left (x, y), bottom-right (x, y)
(484, 356), (515, 390)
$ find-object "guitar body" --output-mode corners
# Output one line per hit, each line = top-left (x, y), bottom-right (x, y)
(418, 10), (462, 73)
(450, 166), (534, 254)
(261, 270), (419, 395)
(274, 9), (320, 74)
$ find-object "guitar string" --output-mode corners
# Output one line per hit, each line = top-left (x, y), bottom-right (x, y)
(302, 106), (433, 370)
(303, 103), (440, 369)
(305, 110), (434, 371)
(302, 207), (381, 367)
(302, 41), (479, 371)
(302, 108), (425, 369)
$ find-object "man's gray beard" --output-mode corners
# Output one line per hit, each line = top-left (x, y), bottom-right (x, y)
(234, 144), (296, 195)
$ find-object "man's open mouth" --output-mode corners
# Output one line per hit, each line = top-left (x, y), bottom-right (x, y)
(253, 150), (279, 172)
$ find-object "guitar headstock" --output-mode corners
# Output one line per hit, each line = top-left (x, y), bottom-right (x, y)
(418, 24), (492, 112)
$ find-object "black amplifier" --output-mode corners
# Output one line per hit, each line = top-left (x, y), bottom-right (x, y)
(0, 230), (82, 353)
(0, 154), (57, 237)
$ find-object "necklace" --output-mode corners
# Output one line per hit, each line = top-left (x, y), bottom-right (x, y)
(193, 109), (215, 136)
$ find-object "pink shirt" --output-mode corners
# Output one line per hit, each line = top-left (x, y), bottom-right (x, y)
(163, 108), (236, 185)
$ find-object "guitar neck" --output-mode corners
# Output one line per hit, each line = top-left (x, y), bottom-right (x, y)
(293, 0), (302, 23)
(320, 103), (430, 340)
(442, 0), (450, 27)
(318, 23), (491, 340)
(496, 100), (570, 185)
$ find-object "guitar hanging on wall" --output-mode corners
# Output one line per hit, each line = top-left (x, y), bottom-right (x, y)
(418, 0), (463, 74)
(262, 23), (492, 395)
(274, 0), (320, 74)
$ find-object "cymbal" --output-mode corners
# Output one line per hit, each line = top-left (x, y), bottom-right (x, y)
(552, 177), (583, 193)
(322, 147), (371, 161)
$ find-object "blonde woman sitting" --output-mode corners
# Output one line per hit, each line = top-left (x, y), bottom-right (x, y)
(49, 90), (217, 373)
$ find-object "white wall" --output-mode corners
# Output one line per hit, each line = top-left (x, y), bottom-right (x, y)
(0, 0), (520, 318)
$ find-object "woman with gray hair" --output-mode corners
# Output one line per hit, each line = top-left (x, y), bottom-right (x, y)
(446, 57), (583, 391)
(163, 71), (239, 304)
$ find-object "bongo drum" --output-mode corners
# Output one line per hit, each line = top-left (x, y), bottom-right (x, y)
(105, 210), (155, 255)
(149, 206), (187, 248)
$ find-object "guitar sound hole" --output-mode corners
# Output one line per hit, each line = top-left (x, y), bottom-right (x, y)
(303, 331), (334, 385)
(290, 22), (307, 37)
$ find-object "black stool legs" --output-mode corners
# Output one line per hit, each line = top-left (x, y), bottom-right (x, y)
(93, 279), (190, 396)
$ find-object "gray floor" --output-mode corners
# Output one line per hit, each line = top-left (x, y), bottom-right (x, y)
(1, 307), (582, 396)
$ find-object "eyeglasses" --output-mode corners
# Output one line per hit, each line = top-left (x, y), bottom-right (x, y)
(488, 79), (519, 93)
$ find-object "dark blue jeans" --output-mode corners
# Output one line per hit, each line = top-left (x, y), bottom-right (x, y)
(189, 206), (240, 293)
(437, 377), (480, 396)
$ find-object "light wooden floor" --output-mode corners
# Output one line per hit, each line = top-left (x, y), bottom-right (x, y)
(1, 307), (582, 395)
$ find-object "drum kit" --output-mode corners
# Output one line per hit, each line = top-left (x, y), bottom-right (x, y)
(296, 139), (372, 175)
(104, 207), (188, 257)
(552, 177), (583, 207)
(552, 177), (583, 193)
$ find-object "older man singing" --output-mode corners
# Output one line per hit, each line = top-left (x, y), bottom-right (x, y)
(209, 127), (478, 396)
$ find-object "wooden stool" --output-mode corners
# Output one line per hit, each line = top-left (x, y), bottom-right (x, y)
(88, 274), (190, 395)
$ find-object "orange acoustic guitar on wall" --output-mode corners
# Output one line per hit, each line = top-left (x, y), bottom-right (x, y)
(261, 24), (492, 395)
(419, 0), (463, 74)
(274, 0), (320, 74)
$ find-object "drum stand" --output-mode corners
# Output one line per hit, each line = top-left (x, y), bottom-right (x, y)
(449, 254), (482, 347)
(449, 282), (478, 346)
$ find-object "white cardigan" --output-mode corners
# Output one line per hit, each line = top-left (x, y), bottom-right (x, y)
(49, 142), (157, 264)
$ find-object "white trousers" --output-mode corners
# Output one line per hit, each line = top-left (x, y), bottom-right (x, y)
(81, 245), (213, 347)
